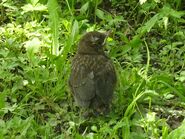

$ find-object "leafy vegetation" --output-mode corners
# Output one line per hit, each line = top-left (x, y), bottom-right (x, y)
(0, 0), (185, 138)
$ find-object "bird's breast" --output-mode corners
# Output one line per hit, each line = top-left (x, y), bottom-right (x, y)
(72, 54), (109, 73)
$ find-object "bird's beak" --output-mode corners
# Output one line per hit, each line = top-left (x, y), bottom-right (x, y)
(102, 30), (112, 45)
(105, 30), (112, 37)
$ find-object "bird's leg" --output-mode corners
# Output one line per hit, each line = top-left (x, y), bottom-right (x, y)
(80, 108), (93, 119)
(93, 105), (110, 116)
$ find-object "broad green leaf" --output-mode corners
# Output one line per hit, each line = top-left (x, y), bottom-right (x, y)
(33, 4), (47, 11)
(163, 16), (168, 30)
(160, 6), (185, 18)
(80, 2), (89, 14)
(24, 37), (41, 53)
(71, 20), (79, 43)
(167, 120), (185, 139)
(176, 71), (185, 82)
(139, 0), (147, 5)
(146, 112), (156, 122)
(130, 35), (142, 48)
(121, 44), (131, 54)
(137, 14), (160, 34)
(96, 9), (105, 20)
(154, 0), (160, 3)
(31, 0), (39, 5)
(21, 3), (47, 13)
(48, 0), (60, 55)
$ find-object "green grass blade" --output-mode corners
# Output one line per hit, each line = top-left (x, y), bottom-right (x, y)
(47, 0), (60, 55)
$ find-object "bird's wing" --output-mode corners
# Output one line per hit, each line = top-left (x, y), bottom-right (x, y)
(69, 63), (95, 107)
(95, 60), (116, 104)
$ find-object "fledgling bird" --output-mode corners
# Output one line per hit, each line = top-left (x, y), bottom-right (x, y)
(69, 31), (116, 116)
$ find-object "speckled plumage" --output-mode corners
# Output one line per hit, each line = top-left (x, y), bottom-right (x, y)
(69, 31), (116, 115)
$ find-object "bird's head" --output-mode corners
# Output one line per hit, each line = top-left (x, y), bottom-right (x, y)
(78, 31), (110, 55)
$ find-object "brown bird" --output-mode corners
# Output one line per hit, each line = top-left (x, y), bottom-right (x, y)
(69, 31), (116, 116)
